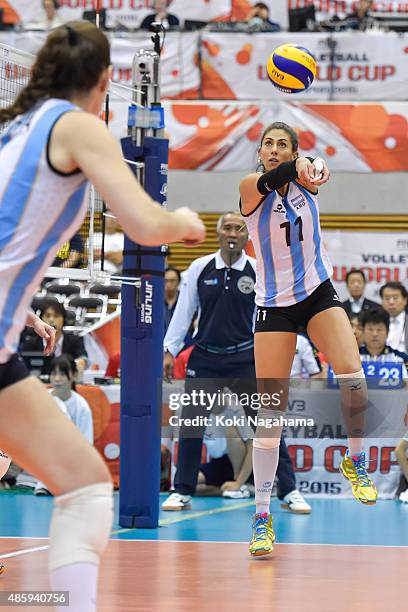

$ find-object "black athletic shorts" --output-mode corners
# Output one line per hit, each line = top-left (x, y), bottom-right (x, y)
(254, 279), (344, 334)
(0, 354), (30, 392)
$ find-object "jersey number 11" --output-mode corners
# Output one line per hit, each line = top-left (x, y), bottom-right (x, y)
(280, 217), (303, 247)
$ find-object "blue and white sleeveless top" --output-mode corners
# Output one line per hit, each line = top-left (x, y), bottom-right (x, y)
(0, 98), (89, 363)
(244, 180), (332, 307)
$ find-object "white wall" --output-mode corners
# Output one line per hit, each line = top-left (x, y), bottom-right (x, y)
(167, 171), (408, 214)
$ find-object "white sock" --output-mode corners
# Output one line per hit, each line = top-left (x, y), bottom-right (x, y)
(50, 562), (98, 612)
(348, 438), (364, 457)
(253, 445), (279, 515)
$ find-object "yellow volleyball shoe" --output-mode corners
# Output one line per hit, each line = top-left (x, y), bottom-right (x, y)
(249, 512), (275, 558)
(339, 450), (378, 505)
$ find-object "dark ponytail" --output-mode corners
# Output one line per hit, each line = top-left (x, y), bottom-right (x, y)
(0, 20), (110, 124)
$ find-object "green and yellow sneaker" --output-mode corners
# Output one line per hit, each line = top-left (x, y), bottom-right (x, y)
(249, 512), (275, 557)
(339, 450), (378, 505)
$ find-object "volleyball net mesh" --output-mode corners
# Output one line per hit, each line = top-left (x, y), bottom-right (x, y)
(0, 42), (113, 285)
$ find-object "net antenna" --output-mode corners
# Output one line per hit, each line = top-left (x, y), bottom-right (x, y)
(95, 0), (103, 29)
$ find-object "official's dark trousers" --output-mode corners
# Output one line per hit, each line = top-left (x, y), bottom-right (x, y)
(174, 346), (297, 497)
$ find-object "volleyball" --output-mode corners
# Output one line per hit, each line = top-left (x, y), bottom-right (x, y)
(267, 44), (317, 94)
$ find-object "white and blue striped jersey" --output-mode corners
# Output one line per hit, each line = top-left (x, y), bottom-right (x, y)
(244, 180), (332, 307)
(0, 98), (89, 363)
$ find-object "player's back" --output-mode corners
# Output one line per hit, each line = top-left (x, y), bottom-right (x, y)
(0, 98), (89, 362)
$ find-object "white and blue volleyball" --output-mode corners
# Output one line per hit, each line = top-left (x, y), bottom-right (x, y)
(267, 44), (317, 94)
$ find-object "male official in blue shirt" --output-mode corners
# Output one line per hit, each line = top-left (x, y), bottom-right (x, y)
(162, 211), (310, 514)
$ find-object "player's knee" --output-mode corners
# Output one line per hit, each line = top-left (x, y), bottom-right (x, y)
(253, 437), (280, 450)
(335, 362), (364, 377)
(335, 368), (366, 390)
(48, 482), (114, 572)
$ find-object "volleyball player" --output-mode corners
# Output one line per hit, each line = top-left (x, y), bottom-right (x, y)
(239, 122), (377, 557)
(0, 21), (205, 611)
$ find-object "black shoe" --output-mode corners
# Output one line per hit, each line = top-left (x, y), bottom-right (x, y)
(34, 487), (51, 496)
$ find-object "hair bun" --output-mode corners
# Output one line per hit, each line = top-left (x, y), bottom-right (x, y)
(65, 25), (78, 45)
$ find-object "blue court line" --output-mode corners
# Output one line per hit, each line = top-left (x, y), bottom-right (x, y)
(1, 492), (408, 547)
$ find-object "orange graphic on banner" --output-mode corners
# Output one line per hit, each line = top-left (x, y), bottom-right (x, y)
(236, 44), (253, 65)
(230, 0), (252, 20)
(202, 40), (220, 57)
(93, 314), (120, 358)
(307, 104), (408, 171)
(201, 59), (237, 99)
(169, 104), (259, 170)
(0, 1), (20, 24)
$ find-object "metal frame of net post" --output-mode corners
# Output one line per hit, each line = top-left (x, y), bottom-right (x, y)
(118, 26), (168, 529)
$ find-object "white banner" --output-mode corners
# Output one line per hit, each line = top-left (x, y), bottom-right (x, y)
(201, 31), (408, 101)
(58, 1), (165, 29)
(4, 0), (408, 27)
(165, 100), (408, 172)
(163, 382), (406, 499)
(1, 0), (38, 23)
(4, 1), (288, 27)
(0, 30), (200, 99)
(323, 231), (408, 301)
(289, 1), (408, 20)
(287, 439), (401, 499)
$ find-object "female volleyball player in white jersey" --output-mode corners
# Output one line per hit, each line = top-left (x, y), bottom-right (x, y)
(0, 21), (204, 610)
(239, 122), (377, 557)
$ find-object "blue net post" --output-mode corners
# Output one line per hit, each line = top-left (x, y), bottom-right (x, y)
(118, 41), (168, 528)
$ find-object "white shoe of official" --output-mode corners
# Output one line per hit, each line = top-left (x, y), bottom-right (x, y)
(222, 484), (253, 499)
(399, 489), (408, 503)
(162, 492), (192, 511)
(280, 489), (311, 514)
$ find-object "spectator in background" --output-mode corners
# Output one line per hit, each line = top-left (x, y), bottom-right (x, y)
(291, 334), (322, 378)
(344, 0), (374, 30)
(140, 0), (179, 30)
(359, 308), (408, 385)
(34, 355), (94, 495)
(245, 2), (281, 31)
(52, 231), (85, 269)
(24, 0), (65, 31)
(49, 356), (93, 443)
(20, 300), (88, 378)
(380, 282), (408, 353)
(164, 267), (181, 334)
(342, 270), (379, 316)
(348, 312), (364, 347)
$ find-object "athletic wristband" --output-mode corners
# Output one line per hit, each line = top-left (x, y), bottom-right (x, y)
(256, 160), (297, 195)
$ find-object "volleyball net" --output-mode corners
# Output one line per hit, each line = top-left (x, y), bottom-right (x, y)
(0, 42), (114, 285)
